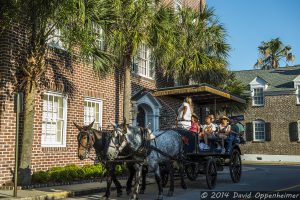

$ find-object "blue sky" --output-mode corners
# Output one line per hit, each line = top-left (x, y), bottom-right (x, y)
(208, 0), (300, 71)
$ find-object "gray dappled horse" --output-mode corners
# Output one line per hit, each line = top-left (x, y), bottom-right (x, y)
(74, 121), (147, 199)
(107, 125), (187, 200)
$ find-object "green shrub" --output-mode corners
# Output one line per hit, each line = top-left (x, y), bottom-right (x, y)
(65, 164), (80, 180)
(115, 165), (127, 175)
(32, 171), (50, 184)
(47, 166), (64, 182)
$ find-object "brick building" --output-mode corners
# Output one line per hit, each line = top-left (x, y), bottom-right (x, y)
(0, 0), (204, 186)
(234, 66), (300, 161)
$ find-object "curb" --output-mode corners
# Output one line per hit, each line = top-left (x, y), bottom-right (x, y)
(243, 161), (300, 166)
(6, 179), (156, 200)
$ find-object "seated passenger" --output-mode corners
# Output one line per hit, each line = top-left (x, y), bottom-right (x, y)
(201, 116), (216, 150)
(217, 116), (231, 154)
(189, 114), (200, 134)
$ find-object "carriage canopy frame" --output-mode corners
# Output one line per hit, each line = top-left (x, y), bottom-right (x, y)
(152, 83), (246, 105)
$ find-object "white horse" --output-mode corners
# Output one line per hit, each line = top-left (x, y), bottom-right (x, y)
(107, 125), (187, 200)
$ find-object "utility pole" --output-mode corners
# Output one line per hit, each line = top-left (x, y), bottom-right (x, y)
(14, 92), (22, 197)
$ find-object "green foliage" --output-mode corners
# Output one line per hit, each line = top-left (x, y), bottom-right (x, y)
(31, 163), (122, 184)
(31, 171), (50, 184)
(254, 38), (295, 69)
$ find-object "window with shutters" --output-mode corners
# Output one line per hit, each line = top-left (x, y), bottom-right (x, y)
(132, 44), (154, 79)
(42, 92), (67, 147)
(252, 87), (264, 106)
(84, 98), (103, 130)
(253, 120), (265, 141)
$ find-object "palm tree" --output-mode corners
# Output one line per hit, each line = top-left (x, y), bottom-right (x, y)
(255, 38), (295, 70)
(162, 6), (230, 86)
(1, 0), (114, 185)
(104, 0), (174, 122)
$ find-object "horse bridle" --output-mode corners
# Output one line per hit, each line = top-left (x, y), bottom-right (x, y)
(77, 130), (95, 159)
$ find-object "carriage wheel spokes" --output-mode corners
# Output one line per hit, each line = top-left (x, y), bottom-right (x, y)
(229, 149), (242, 183)
(186, 163), (198, 181)
(205, 158), (217, 189)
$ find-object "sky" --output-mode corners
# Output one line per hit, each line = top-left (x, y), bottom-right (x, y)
(207, 0), (300, 71)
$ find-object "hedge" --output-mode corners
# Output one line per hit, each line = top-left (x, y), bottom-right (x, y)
(32, 163), (126, 184)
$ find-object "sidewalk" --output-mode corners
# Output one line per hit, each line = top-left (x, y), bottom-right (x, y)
(0, 178), (156, 200)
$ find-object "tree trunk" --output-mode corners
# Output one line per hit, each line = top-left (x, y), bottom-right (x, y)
(200, 0), (206, 14)
(123, 56), (132, 124)
(19, 83), (36, 186)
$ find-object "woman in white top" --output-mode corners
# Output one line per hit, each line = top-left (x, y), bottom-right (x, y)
(177, 97), (193, 130)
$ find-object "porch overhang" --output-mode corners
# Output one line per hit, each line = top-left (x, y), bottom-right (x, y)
(152, 84), (246, 105)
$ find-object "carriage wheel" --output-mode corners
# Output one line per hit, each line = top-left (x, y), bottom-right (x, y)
(185, 164), (198, 181)
(161, 170), (169, 187)
(205, 158), (217, 189)
(229, 149), (242, 183)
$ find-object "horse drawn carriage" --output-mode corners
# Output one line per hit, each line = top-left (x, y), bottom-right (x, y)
(75, 84), (246, 200)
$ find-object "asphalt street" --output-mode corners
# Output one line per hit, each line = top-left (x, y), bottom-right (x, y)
(68, 164), (300, 200)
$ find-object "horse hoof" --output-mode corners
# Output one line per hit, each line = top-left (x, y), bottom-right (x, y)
(167, 191), (173, 197)
(139, 189), (145, 194)
(181, 184), (187, 190)
(101, 195), (109, 200)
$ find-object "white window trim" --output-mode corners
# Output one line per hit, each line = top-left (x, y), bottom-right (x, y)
(298, 120), (300, 141)
(295, 83), (300, 105)
(174, 0), (182, 11)
(251, 86), (264, 106)
(133, 45), (154, 79)
(84, 97), (103, 130)
(47, 28), (65, 50)
(253, 120), (266, 142)
(41, 91), (68, 148)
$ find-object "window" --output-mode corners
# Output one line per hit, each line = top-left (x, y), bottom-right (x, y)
(174, 0), (182, 11)
(84, 98), (103, 130)
(253, 121), (265, 141)
(92, 23), (104, 50)
(132, 44), (154, 78)
(42, 92), (67, 147)
(252, 87), (264, 106)
(47, 28), (64, 49)
(298, 120), (300, 141)
(297, 85), (300, 104)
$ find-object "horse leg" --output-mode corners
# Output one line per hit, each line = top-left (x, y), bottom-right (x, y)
(179, 162), (187, 189)
(126, 163), (135, 195)
(103, 166), (112, 199)
(140, 165), (148, 194)
(131, 163), (143, 200)
(167, 162), (174, 197)
(154, 165), (163, 200)
(111, 164), (122, 197)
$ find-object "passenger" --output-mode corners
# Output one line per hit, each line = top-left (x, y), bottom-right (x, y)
(177, 97), (193, 130)
(231, 117), (246, 144)
(189, 113), (200, 133)
(202, 116), (216, 150)
(217, 116), (231, 154)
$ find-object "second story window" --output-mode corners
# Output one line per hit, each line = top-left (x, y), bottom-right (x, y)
(92, 23), (104, 50)
(174, 0), (182, 11)
(252, 87), (264, 106)
(47, 28), (64, 49)
(253, 120), (265, 142)
(84, 98), (103, 130)
(132, 44), (154, 79)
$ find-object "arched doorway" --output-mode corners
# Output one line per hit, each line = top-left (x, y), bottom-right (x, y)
(132, 91), (161, 131)
(136, 103), (154, 129)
